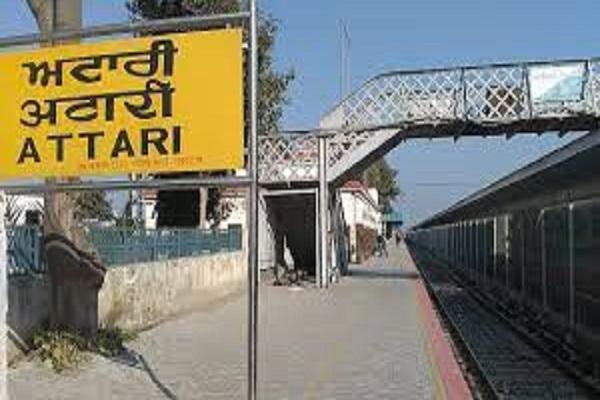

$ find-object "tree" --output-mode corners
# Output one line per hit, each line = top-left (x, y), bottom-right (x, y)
(126, 0), (294, 136)
(25, 0), (92, 249)
(364, 158), (400, 214)
(127, 0), (294, 227)
(75, 191), (114, 222)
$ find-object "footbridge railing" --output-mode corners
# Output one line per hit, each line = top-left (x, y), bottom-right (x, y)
(259, 58), (600, 185)
(258, 133), (319, 183)
(321, 59), (600, 132)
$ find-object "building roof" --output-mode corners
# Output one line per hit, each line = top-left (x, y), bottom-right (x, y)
(340, 180), (380, 209)
(341, 180), (366, 190)
(415, 132), (600, 229)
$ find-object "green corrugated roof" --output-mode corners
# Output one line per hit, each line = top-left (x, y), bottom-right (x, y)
(383, 211), (403, 223)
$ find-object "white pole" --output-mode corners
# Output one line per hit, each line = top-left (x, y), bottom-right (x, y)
(0, 192), (7, 400)
(318, 136), (329, 288)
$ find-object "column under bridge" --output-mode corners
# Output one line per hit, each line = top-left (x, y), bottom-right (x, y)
(257, 58), (600, 286)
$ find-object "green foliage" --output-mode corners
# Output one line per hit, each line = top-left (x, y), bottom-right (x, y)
(126, 0), (239, 18)
(126, 0), (294, 135)
(114, 199), (139, 228)
(74, 191), (114, 222)
(127, 0), (294, 227)
(364, 158), (400, 213)
(32, 327), (136, 373)
(91, 327), (137, 358)
(32, 329), (87, 373)
(255, 15), (295, 135)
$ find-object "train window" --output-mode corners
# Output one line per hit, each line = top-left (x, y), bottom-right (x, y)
(544, 207), (570, 317)
(592, 208), (600, 238)
(573, 202), (600, 330)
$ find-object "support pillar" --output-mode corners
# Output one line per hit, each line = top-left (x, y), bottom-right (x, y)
(493, 217), (498, 285)
(318, 135), (329, 288)
(541, 209), (548, 311)
(483, 219), (488, 286)
(521, 216), (526, 299)
(505, 214), (510, 291)
(477, 221), (480, 283)
(568, 203), (575, 332)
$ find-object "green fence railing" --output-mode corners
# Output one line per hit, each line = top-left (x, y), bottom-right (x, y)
(88, 226), (243, 267)
(7, 225), (45, 276)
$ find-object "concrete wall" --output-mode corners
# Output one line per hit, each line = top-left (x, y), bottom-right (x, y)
(98, 251), (246, 330)
(340, 190), (381, 232)
(7, 275), (51, 362)
(341, 189), (381, 263)
(6, 251), (246, 361)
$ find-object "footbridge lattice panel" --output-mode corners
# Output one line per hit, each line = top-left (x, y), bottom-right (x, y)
(259, 58), (600, 185)
(321, 59), (600, 131)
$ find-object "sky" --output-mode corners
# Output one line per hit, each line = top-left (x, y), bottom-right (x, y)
(1, 1), (598, 224)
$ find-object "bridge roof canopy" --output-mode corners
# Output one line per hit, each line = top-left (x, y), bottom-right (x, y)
(414, 132), (600, 229)
(321, 58), (600, 139)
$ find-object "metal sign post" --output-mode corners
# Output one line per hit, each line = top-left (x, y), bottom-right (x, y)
(0, 6), (259, 399)
(247, 0), (259, 399)
(0, 192), (6, 400)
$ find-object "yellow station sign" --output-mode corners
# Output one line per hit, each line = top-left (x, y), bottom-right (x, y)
(0, 29), (243, 179)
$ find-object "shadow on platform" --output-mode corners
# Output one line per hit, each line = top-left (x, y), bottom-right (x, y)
(348, 268), (419, 281)
(108, 348), (178, 399)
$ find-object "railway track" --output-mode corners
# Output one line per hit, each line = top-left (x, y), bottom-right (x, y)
(409, 243), (596, 399)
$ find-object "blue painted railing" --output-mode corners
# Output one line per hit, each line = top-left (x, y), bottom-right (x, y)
(5, 225), (243, 273)
(7, 225), (45, 276)
(88, 226), (243, 267)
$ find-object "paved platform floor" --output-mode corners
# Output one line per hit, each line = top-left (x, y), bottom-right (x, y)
(8, 243), (438, 399)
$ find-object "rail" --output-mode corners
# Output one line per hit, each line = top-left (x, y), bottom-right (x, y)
(410, 242), (596, 398)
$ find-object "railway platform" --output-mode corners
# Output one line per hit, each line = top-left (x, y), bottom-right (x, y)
(9, 241), (466, 399)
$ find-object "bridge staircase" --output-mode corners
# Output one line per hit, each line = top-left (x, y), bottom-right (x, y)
(257, 58), (600, 286)
(259, 59), (600, 186)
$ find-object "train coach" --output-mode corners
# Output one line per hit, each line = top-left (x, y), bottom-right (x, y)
(408, 132), (600, 362)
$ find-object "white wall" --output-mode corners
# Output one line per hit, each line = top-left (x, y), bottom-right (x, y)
(340, 189), (382, 263)
(217, 196), (247, 231)
(340, 191), (380, 232)
(141, 199), (157, 229)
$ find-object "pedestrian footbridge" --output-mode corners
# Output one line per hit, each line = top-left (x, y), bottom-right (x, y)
(259, 59), (600, 186)
(257, 58), (600, 287)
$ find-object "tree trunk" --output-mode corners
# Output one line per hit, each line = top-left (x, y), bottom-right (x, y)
(26, 0), (104, 335)
(27, 0), (84, 247)
(26, 0), (82, 38)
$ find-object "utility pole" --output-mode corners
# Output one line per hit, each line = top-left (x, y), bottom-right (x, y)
(340, 20), (351, 100)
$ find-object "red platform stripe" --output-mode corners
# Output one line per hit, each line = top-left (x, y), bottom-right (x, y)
(405, 249), (472, 399)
